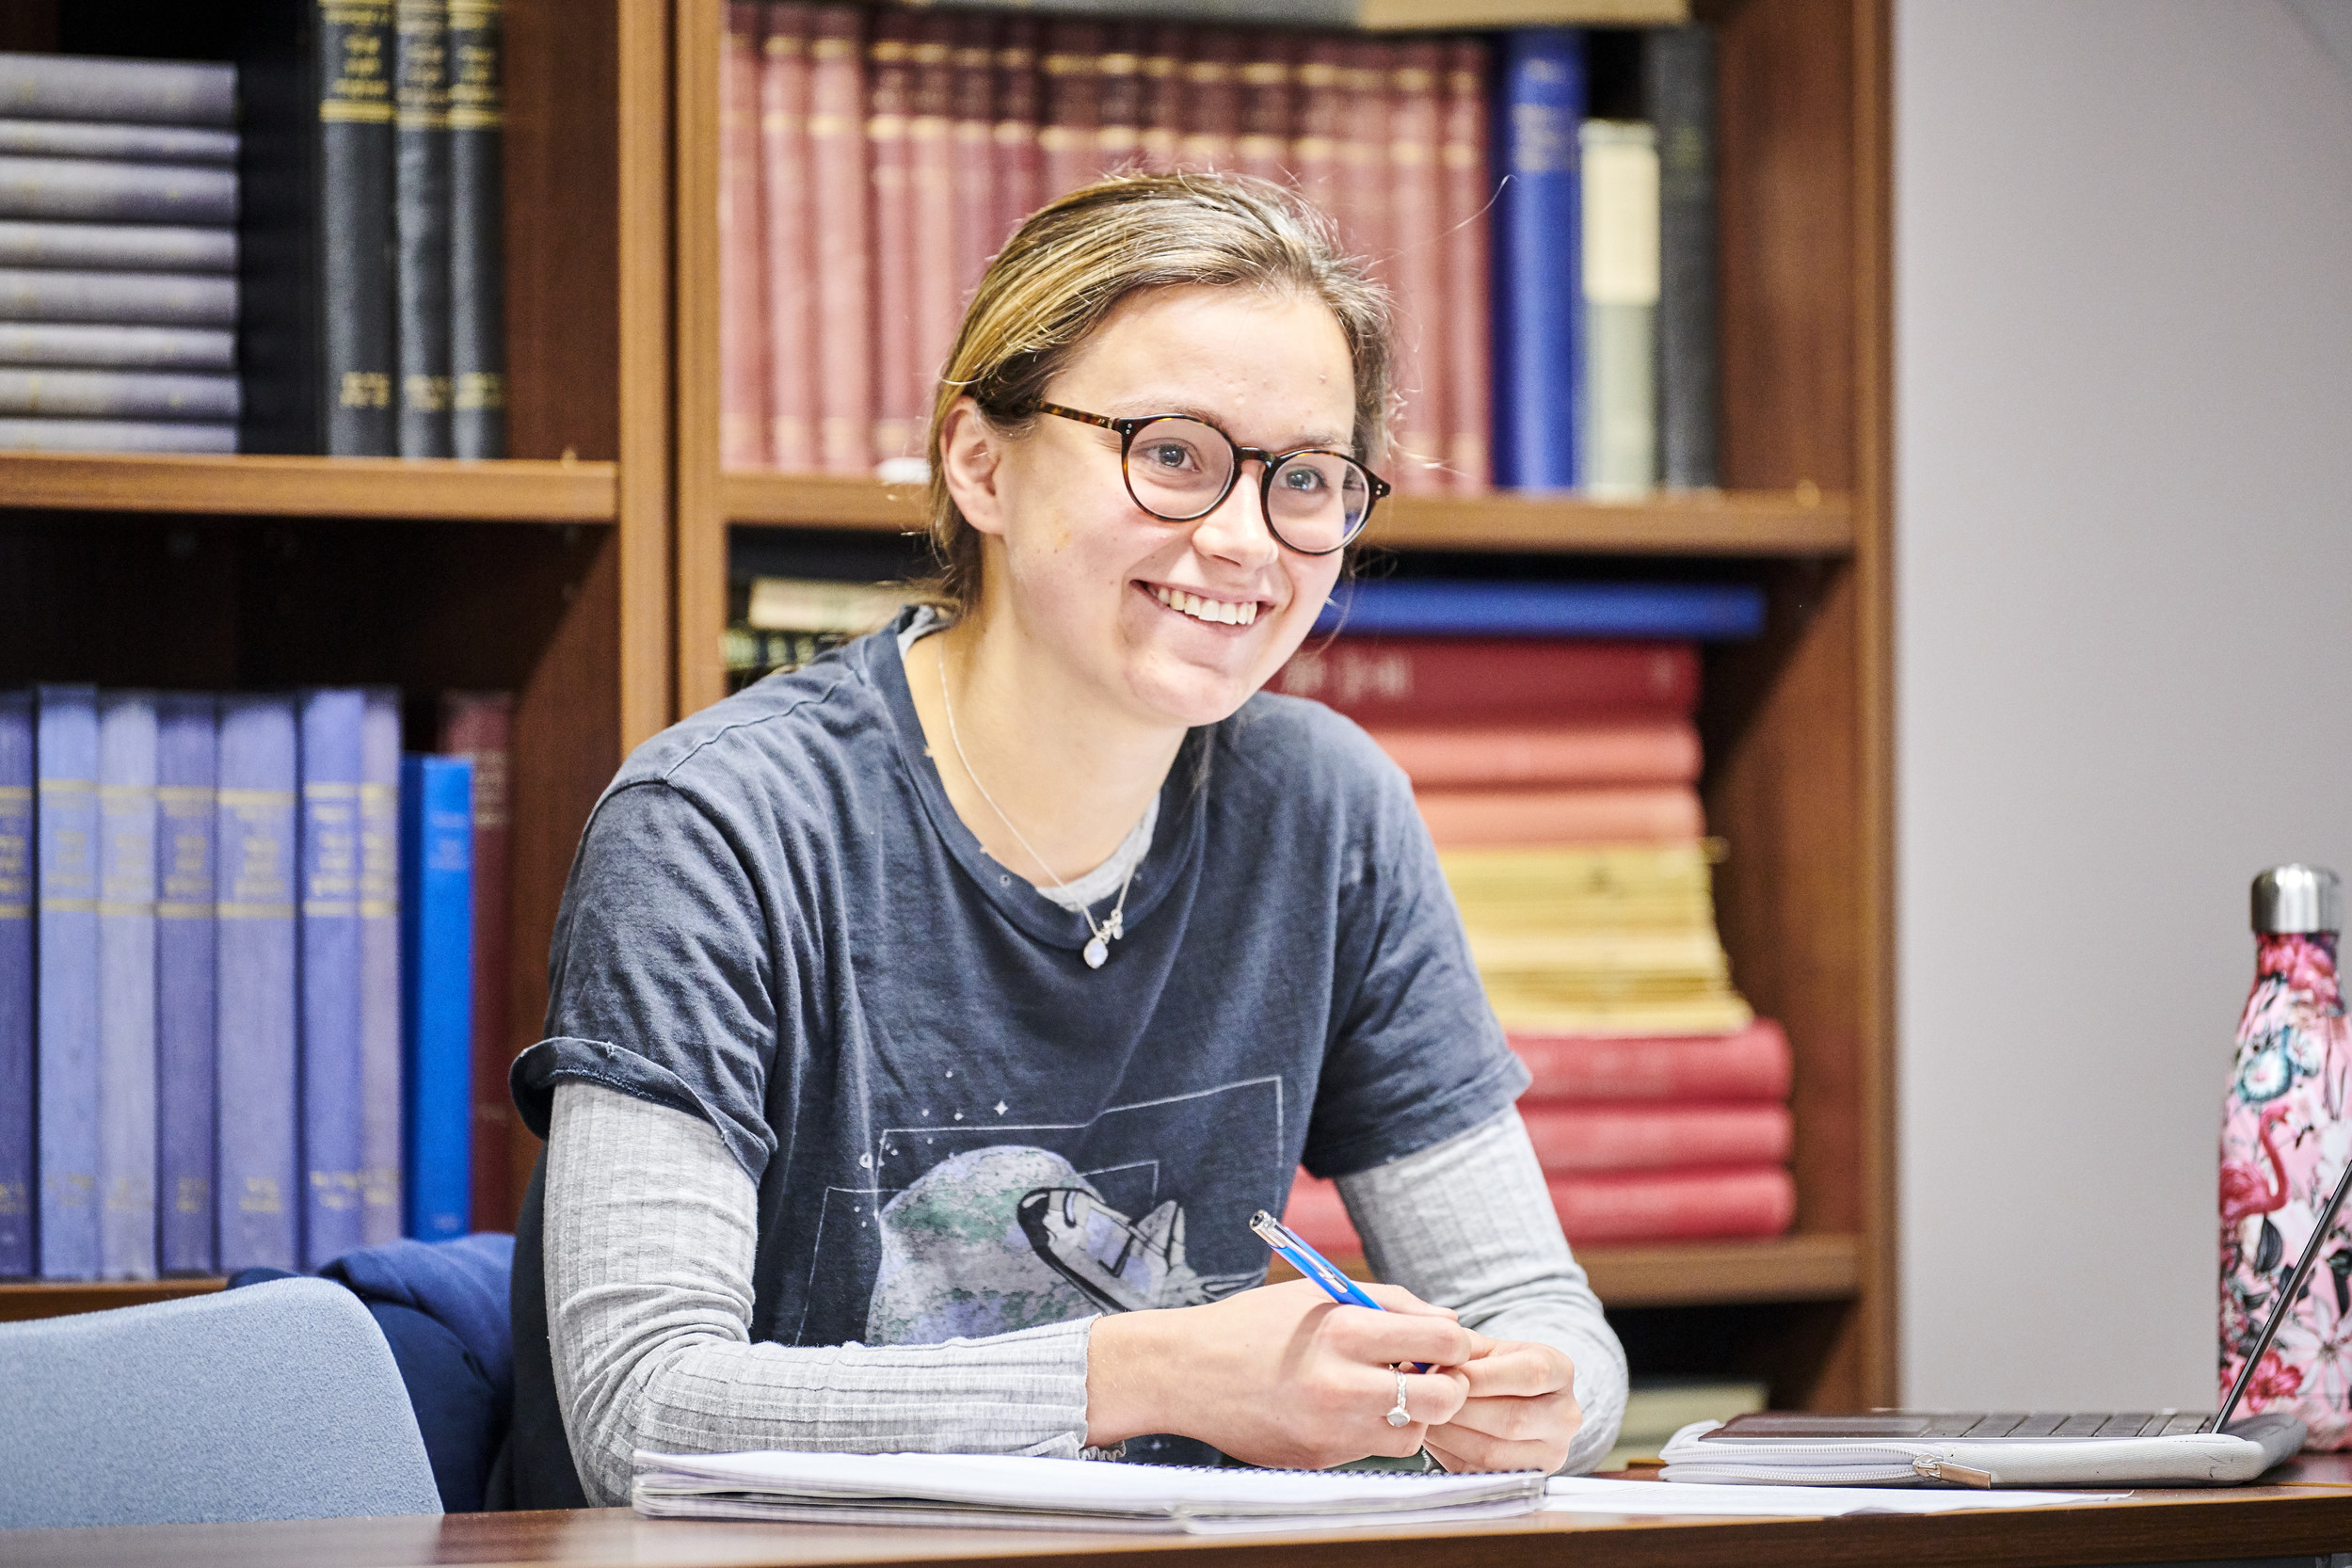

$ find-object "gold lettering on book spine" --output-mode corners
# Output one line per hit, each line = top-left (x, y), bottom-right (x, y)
(321, 0), (396, 124)
(447, 0), (504, 131)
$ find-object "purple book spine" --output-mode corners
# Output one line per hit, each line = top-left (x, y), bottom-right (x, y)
(36, 683), (98, 1279)
(156, 693), (217, 1274)
(216, 696), (298, 1273)
(358, 688), (402, 1245)
(299, 688), (366, 1268)
(96, 691), (159, 1280)
(0, 690), (30, 1276)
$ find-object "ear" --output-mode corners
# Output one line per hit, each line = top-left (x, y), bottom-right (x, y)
(938, 397), (1009, 540)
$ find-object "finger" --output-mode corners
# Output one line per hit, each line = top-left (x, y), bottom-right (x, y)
(1456, 1343), (1574, 1399)
(1322, 1304), (1480, 1368)
(1445, 1391), (1584, 1446)
(1424, 1420), (1571, 1474)
(1355, 1282), (1459, 1320)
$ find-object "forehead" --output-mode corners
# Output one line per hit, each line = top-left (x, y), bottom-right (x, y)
(1049, 284), (1358, 448)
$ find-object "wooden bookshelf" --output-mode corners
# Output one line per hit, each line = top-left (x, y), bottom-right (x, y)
(0, 1279), (224, 1324)
(0, 454), (618, 523)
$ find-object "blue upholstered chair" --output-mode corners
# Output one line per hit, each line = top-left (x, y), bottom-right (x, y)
(0, 1275), (443, 1529)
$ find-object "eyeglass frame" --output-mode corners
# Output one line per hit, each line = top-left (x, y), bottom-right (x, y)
(1031, 401), (1391, 556)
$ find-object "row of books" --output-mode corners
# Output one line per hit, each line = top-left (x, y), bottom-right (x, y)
(0, 685), (509, 1282)
(715, 8), (1718, 496)
(0, 55), (243, 455)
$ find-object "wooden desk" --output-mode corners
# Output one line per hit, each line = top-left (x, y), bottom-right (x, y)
(6, 1459), (2350, 1568)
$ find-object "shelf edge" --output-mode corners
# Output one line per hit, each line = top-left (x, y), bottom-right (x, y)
(0, 454), (620, 523)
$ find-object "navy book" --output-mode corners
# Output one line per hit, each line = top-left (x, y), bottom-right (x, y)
(0, 690), (29, 1277)
(299, 688), (367, 1266)
(1490, 29), (1586, 491)
(216, 696), (299, 1273)
(96, 692), (158, 1281)
(1316, 579), (1766, 640)
(156, 693), (218, 1275)
(35, 683), (98, 1279)
(359, 688), (404, 1244)
(401, 752), (472, 1240)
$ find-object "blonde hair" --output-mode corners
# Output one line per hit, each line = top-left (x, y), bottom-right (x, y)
(920, 171), (1392, 617)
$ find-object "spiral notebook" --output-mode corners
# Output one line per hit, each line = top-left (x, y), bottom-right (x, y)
(631, 1449), (1547, 1534)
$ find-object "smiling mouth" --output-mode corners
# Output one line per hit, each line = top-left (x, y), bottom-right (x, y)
(1149, 583), (1261, 628)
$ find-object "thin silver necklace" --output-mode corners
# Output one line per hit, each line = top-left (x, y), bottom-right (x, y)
(937, 649), (1138, 969)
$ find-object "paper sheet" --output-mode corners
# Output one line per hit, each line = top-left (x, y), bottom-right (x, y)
(1545, 1476), (2126, 1517)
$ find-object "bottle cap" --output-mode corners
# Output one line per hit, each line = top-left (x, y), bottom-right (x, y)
(2253, 865), (2343, 934)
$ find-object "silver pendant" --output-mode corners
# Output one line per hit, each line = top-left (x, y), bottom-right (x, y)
(1083, 935), (1109, 968)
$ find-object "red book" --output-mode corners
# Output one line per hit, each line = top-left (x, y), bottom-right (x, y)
(867, 12), (918, 466)
(1236, 31), (1294, 188)
(1176, 31), (1238, 172)
(949, 15), (997, 307)
(1440, 38), (1492, 494)
(1510, 1020), (1795, 1102)
(1039, 21), (1101, 201)
(1415, 784), (1704, 847)
(1095, 24), (1143, 179)
(1547, 1168), (1796, 1243)
(1272, 637), (1701, 724)
(1281, 1167), (1358, 1257)
(760, 2), (816, 472)
(908, 14), (958, 417)
(437, 693), (512, 1232)
(992, 20), (1043, 247)
(1368, 719), (1701, 789)
(808, 4), (870, 475)
(1385, 40), (1446, 493)
(1290, 37), (1345, 228)
(1339, 40), (1392, 272)
(1137, 25), (1186, 173)
(718, 3), (769, 470)
(1517, 1103), (1792, 1174)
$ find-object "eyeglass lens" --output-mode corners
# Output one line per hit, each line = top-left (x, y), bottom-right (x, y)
(1125, 416), (1371, 552)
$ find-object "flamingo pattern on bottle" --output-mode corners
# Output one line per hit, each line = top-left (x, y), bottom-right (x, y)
(2222, 931), (2352, 1448)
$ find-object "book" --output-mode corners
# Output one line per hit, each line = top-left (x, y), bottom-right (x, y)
(0, 268), (237, 325)
(910, 14), (960, 408)
(1516, 1102), (1792, 1173)
(1386, 40), (1445, 492)
(437, 692), (511, 1230)
(1648, 24), (1717, 490)
(359, 690), (403, 1245)
(1273, 637), (1700, 724)
(96, 691), (158, 1281)
(1138, 25), (1184, 173)
(1367, 719), (1701, 789)
(239, 0), (398, 456)
(0, 120), (237, 166)
(155, 693), (217, 1276)
(394, 0), (455, 457)
(949, 13), (997, 304)
(0, 156), (237, 224)
(0, 55), (237, 125)
(0, 221), (236, 272)
(0, 418), (234, 453)
(1176, 30), (1237, 171)
(808, 3), (870, 475)
(1416, 784), (1704, 846)
(1315, 580), (1767, 640)
(1490, 28), (1584, 490)
(1039, 21), (1100, 201)
(35, 683), (98, 1281)
(1235, 32), (1292, 189)
(298, 688), (367, 1267)
(1096, 24), (1144, 181)
(867, 9), (918, 467)
(1511, 1020), (1793, 1102)
(1440, 38), (1491, 494)
(0, 369), (240, 421)
(760, 1), (816, 472)
(990, 18), (1043, 250)
(1545, 1166), (1795, 1242)
(0, 690), (29, 1278)
(0, 323), (234, 370)
(401, 753), (473, 1240)
(447, 0), (506, 458)
(744, 576), (915, 633)
(1340, 40), (1390, 272)
(1290, 37), (1344, 221)
(216, 696), (300, 1273)
(1579, 119), (1658, 497)
(719, 0), (768, 470)
(1441, 843), (1726, 932)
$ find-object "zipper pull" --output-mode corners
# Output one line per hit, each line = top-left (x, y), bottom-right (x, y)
(1912, 1454), (1995, 1489)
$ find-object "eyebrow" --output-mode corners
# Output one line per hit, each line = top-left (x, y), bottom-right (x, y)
(1103, 399), (1354, 453)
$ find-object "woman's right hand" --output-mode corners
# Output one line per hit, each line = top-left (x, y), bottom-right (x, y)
(1083, 1279), (1480, 1470)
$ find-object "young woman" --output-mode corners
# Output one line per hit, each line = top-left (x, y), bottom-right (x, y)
(497, 174), (1626, 1509)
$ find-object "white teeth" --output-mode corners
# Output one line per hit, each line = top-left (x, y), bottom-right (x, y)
(1153, 584), (1258, 627)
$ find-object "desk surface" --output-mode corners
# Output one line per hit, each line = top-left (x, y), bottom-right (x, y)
(8, 1458), (2351, 1568)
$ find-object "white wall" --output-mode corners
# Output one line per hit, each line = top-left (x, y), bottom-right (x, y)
(1897, 0), (2352, 1407)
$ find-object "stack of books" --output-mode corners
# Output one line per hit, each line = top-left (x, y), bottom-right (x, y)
(0, 685), (494, 1285)
(725, 575), (918, 693)
(0, 54), (242, 455)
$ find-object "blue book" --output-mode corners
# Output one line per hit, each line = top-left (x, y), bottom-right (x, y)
(359, 689), (403, 1245)
(216, 696), (299, 1273)
(1491, 29), (1587, 491)
(35, 683), (98, 1280)
(0, 690), (31, 1277)
(299, 688), (367, 1267)
(1316, 579), (1768, 640)
(155, 693), (217, 1275)
(400, 753), (472, 1240)
(96, 692), (159, 1280)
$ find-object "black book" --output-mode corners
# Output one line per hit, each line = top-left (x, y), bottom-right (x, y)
(1646, 24), (1718, 490)
(0, 120), (239, 166)
(447, 0), (504, 458)
(238, 0), (398, 456)
(395, 0), (454, 456)
(0, 54), (236, 126)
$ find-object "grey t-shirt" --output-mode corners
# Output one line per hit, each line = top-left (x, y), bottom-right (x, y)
(504, 609), (1526, 1487)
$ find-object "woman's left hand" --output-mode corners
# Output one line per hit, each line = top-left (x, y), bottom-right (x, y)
(1421, 1334), (1583, 1474)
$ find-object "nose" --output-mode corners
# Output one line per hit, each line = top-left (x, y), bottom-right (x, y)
(1189, 459), (1282, 571)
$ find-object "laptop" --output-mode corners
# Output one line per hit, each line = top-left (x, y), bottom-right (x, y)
(1657, 1154), (2352, 1489)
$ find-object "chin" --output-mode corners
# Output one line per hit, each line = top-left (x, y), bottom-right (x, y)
(1125, 659), (1265, 728)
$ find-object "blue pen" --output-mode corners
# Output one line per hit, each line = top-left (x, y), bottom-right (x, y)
(1249, 1209), (1432, 1374)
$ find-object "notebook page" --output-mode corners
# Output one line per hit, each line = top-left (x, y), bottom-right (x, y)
(1545, 1478), (2125, 1517)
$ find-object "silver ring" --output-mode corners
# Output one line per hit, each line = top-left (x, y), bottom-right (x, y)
(1385, 1369), (1411, 1428)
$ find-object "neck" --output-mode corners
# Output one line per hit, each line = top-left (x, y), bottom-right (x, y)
(906, 610), (1186, 888)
